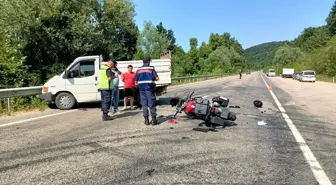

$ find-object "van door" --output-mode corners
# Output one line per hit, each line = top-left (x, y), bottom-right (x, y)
(65, 57), (99, 103)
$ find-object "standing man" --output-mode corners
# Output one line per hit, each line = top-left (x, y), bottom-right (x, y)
(111, 60), (121, 114)
(135, 56), (159, 125)
(98, 60), (116, 121)
(122, 65), (136, 110)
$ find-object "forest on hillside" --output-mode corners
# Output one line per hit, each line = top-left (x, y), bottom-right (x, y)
(244, 1), (336, 79)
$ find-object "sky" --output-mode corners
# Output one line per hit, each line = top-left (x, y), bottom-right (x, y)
(133, 0), (335, 51)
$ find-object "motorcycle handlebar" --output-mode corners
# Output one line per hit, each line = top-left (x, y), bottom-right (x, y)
(188, 91), (194, 98)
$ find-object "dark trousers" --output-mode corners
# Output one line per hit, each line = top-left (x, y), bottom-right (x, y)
(140, 90), (156, 117)
(101, 90), (112, 114)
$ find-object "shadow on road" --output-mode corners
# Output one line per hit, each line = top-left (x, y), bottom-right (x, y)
(49, 97), (175, 110)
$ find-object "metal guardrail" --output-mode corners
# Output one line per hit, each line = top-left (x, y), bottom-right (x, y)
(0, 73), (241, 113)
(0, 86), (43, 99)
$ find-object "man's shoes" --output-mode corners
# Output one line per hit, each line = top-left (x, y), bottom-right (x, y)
(144, 116), (150, 125)
(103, 114), (113, 121)
(151, 116), (158, 125)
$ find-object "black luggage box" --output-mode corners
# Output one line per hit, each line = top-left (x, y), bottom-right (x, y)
(194, 98), (210, 116)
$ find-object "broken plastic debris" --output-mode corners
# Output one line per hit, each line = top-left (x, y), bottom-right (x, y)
(257, 120), (267, 125)
(146, 169), (155, 176)
(168, 119), (177, 124)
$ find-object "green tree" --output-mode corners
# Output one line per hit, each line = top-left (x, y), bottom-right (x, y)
(0, 30), (27, 88)
(156, 22), (176, 51)
(0, 0), (139, 86)
(293, 26), (330, 52)
(199, 42), (212, 58)
(310, 36), (336, 76)
(326, 0), (336, 35)
(137, 21), (170, 59)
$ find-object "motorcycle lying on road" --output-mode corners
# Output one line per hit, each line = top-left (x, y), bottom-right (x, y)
(170, 91), (237, 127)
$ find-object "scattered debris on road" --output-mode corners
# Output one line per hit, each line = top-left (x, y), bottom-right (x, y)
(192, 127), (218, 132)
(229, 105), (241, 108)
(253, 100), (263, 108)
(168, 119), (177, 124)
(257, 120), (267, 125)
(306, 138), (313, 142)
(182, 136), (189, 140)
(146, 168), (155, 176)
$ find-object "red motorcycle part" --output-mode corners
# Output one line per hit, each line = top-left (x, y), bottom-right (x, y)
(185, 100), (196, 114)
(211, 107), (216, 113)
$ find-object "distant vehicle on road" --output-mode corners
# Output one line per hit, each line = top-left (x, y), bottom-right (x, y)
(296, 72), (303, 81)
(299, 70), (316, 83)
(282, 68), (294, 78)
(266, 69), (276, 77)
(293, 71), (301, 80)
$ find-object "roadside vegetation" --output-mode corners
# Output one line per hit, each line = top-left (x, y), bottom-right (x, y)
(244, 1), (336, 80)
(0, 0), (246, 115)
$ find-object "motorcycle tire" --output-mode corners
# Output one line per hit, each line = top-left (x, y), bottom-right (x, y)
(253, 100), (263, 108)
(229, 112), (237, 121)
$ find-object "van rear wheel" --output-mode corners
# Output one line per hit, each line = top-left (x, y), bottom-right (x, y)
(55, 92), (76, 110)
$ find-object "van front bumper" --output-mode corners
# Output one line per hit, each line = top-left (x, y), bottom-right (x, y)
(40, 92), (53, 102)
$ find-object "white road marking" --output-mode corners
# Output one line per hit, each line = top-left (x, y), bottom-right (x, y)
(0, 110), (79, 128)
(260, 73), (332, 185)
(202, 95), (209, 98)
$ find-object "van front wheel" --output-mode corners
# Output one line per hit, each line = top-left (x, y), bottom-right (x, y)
(55, 92), (76, 110)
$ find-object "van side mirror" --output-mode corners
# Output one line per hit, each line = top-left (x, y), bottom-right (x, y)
(64, 70), (70, 78)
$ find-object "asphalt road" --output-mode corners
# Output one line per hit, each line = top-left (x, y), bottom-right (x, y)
(0, 72), (335, 185)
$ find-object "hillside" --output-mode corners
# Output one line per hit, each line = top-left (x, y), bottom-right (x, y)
(244, 41), (287, 70)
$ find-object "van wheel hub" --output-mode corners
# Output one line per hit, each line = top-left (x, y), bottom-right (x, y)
(59, 96), (72, 107)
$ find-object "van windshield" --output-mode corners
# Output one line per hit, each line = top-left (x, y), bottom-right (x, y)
(303, 71), (315, 75)
(269, 70), (275, 72)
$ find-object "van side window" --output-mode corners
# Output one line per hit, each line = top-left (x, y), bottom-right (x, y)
(69, 60), (95, 78)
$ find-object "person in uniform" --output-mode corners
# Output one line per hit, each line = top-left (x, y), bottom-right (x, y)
(135, 56), (159, 125)
(98, 60), (116, 121)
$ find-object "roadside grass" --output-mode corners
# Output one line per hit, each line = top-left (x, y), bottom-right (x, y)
(0, 96), (48, 116)
(317, 75), (335, 83)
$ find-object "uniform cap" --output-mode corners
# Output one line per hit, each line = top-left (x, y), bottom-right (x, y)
(143, 56), (151, 63)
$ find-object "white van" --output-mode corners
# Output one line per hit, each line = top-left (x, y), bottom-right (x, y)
(267, 69), (276, 77)
(40, 54), (172, 110)
(299, 70), (316, 83)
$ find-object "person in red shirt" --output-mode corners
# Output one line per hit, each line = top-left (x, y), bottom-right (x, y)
(121, 65), (136, 110)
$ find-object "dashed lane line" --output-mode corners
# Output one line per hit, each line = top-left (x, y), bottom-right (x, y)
(260, 73), (332, 185)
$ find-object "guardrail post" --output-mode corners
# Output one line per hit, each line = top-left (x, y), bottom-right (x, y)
(333, 77), (335, 83)
(7, 97), (10, 113)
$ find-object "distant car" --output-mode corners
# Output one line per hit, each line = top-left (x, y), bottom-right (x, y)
(246, 72), (251, 74)
(296, 72), (303, 81)
(293, 72), (301, 80)
(299, 70), (316, 82)
(267, 69), (276, 77)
